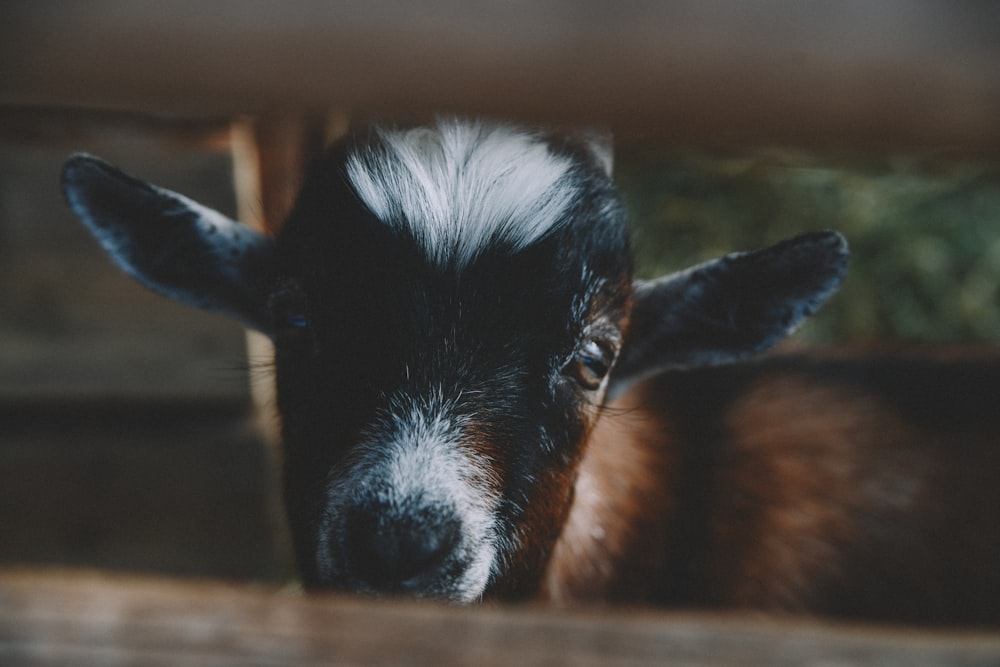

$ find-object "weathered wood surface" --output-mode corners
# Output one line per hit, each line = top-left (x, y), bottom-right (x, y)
(2, 1), (999, 152)
(0, 400), (284, 580)
(1, 569), (999, 666)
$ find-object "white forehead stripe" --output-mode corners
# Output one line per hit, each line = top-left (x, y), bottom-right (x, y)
(346, 118), (578, 268)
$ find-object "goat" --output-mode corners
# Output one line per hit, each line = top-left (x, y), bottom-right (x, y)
(62, 118), (999, 625)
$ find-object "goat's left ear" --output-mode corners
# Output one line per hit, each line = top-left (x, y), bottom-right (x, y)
(62, 154), (275, 332)
(610, 231), (848, 393)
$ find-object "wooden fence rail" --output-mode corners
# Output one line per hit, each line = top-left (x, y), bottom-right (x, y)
(2, 1), (1000, 152)
(2, 568), (1000, 666)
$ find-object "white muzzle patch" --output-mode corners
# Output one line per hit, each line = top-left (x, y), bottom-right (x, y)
(316, 390), (501, 601)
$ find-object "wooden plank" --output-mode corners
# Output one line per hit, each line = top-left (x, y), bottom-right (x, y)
(2, 1), (999, 151)
(1, 569), (999, 666)
(0, 401), (283, 581)
(230, 115), (330, 236)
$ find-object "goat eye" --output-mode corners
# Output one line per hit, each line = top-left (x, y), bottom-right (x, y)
(567, 339), (613, 390)
(269, 279), (311, 341)
(284, 313), (310, 329)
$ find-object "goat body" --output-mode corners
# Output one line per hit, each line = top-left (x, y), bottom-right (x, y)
(61, 118), (999, 624)
(548, 348), (1000, 625)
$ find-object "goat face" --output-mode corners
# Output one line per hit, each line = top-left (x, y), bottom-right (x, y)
(62, 117), (848, 602)
(269, 122), (632, 599)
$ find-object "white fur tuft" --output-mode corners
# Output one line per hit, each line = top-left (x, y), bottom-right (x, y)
(346, 118), (578, 268)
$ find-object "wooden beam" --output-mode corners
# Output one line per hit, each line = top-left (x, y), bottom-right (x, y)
(230, 115), (330, 235)
(2, 1), (999, 152)
(2, 569), (999, 666)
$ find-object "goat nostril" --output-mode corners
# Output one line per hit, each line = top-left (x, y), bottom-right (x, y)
(379, 519), (457, 577)
(345, 504), (461, 590)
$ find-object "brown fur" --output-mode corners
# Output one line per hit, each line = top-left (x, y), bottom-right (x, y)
(546, 348), (1000, 625)
(544, 390), (676, 603)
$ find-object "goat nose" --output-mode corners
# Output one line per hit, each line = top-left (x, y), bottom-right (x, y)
(344, 503), (461, 591)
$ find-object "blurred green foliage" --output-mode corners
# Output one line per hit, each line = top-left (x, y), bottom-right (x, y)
(616, 149), (1000, 343)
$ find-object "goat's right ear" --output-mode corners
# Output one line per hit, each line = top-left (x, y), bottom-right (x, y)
(62, 154), (275, 333)
(610, 231), (848, 395)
